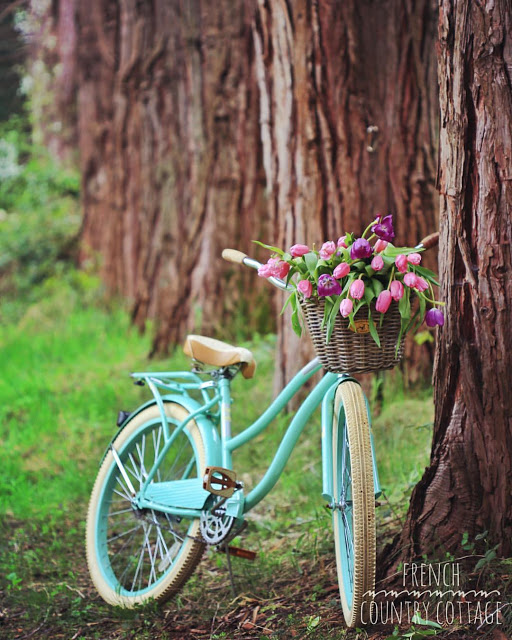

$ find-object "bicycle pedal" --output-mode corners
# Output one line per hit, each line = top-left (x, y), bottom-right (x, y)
(203, 466), (240, 498)
(222, 545), (257, 561)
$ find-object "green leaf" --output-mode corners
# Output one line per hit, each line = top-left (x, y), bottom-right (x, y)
(329, 295), (344, 322)
(252, 240), (284, 256)
(398, 288), (411, 322)
(411, 614), (442, 629)
(371, 279), (384, 297)
(475, 530), (488, 541)
(304, 252), (318, 277)
(326, 296), (343, 343)
(285, 265), (298, 286)
(365, 265), (375, 277)
(368, 311), (381, 347)
(364, 286), (375, 305)
(280, 292), (294, 316)
(291, 296), (302, 337)
(321, 298), (333, 330)
(295, 261), (308, 275)
(414, 330), (434, 345)
(383, 244), (422, 258)
(414, 265), (440, 286)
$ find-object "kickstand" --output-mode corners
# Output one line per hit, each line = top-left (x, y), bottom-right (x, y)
(224, 545), (237, 598)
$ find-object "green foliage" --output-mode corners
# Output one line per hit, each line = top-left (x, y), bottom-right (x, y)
(0, 114), (80, 307)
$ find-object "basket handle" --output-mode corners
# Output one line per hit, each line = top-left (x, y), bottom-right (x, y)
(417, 232), (439, 250)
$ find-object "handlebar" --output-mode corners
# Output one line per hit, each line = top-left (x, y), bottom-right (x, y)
(416, 231), (439, 250)
(221, 249), (248, 264)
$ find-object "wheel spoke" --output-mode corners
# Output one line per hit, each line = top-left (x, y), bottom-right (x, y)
(131, 539), (147, 593)
(108, 524), (142, 543)
(114, 477), (132, 501)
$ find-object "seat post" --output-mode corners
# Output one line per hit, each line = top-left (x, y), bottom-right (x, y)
(218, 376), (233, 468)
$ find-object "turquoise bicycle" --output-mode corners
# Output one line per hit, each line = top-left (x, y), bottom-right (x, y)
(86, 235), (438, 627)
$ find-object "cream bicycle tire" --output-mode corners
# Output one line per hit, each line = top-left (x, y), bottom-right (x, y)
(332, 380), (376, 627)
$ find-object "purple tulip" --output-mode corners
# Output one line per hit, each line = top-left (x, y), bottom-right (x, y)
(375, 290), (392, 313)
(371, 214), (395, 242)
(425, 308), (444, 327)
(317, 274), (342, 297)
(350, 238), (373, 260)
(340, 298), (353, 317)
(350, 279), (365, 300)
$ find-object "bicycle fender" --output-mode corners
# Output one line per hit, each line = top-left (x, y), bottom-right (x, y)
(101, 395), (222, 468)
(321, 376), (360, 504)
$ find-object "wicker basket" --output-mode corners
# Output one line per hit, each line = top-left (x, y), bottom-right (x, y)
(299, 297), (404, 374)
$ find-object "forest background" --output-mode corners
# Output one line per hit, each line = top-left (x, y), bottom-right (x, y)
(0, 1), (510, 639)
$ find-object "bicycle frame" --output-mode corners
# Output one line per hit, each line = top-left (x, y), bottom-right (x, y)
(115, 358), (380, 520)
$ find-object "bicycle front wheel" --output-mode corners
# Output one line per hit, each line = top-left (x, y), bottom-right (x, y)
(86, 402), (206, 607)
(332, 380), (376, 627)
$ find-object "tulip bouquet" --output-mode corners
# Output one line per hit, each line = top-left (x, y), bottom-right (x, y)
(256, 214), (443, 350)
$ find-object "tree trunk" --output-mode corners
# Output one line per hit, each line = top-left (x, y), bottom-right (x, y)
(77, 0), (271, 351)
(381, 0), (512, 574)
(21, 0), (78, 163)
(253, 0), (439, 394)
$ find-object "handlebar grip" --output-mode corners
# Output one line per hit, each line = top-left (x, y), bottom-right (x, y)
(419, 232), (439, 250)
(222, 248), (248, 264)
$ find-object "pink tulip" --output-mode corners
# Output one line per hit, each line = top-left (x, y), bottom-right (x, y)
(297, 279), (313, 298)
(374, 239), (388, 253)
(350, 279), (365, 300)
(407, 252), (422, 265)
(390, 280), (404, 301)
(337, 236), (348, 248)
(395, 254), (409, 273)
(371, 255), (384, 271)
(333, 262), (350, 279)
(290, 244), (310, 257)
(404, 272), (418, 288)
(273, 260), (290, 279)
(319, 241), (337, 259)
(376, 290), (392, 313)
(414, 276), (429, 292)
(340, 298), (353, 317)
(258, 262), (273, 278)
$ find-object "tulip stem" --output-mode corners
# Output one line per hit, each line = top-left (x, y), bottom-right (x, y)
(361, 219), (378, 239)
(387, 267), (396, 290)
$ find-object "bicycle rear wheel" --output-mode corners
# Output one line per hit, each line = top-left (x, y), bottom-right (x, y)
(86, 402), (206, 607)
(332, 380), (376, 627)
